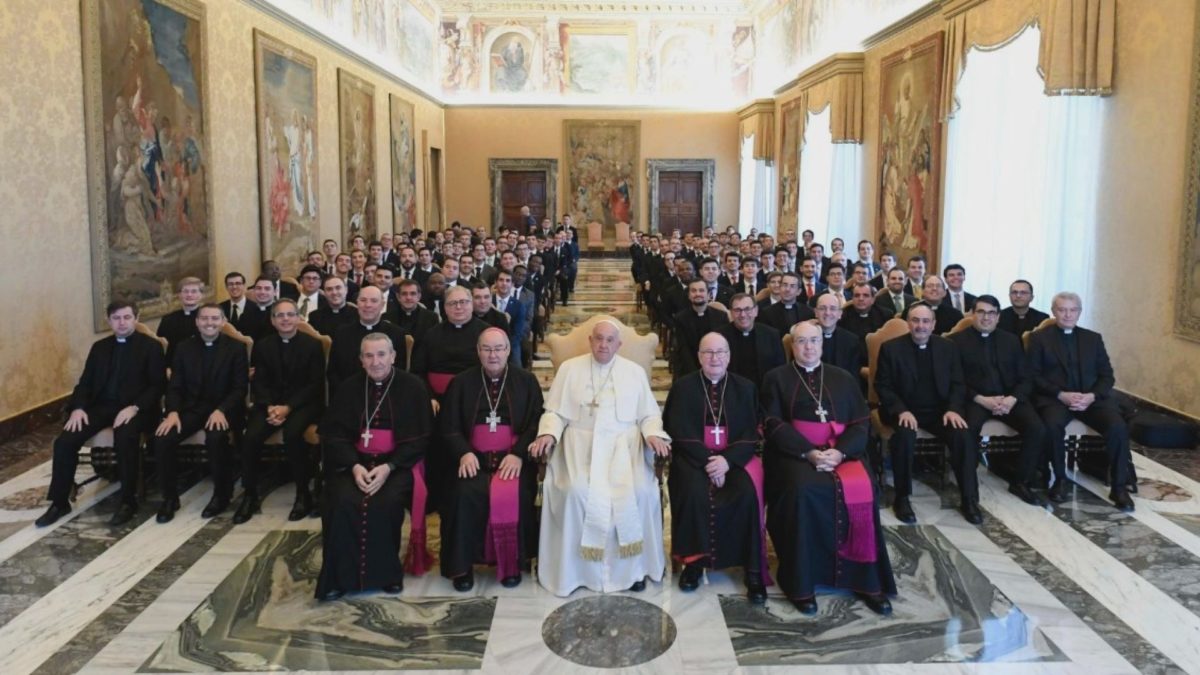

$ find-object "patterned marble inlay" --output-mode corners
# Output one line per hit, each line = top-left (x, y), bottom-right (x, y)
(1161, 512), (1200, 539)
(0, 486), (50, 511)
(721, 526), (1065, 666)
(541, 596), (677, 667)
(140, 530), (495, 672)
(1136, 478), (1192, 502)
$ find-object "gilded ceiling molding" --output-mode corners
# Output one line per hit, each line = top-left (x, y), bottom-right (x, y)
(774, 52), (866, 96)
(862, 1), (943, 49)
(438, 1), (751, 16)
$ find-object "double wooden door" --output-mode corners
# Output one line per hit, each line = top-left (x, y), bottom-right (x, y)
(657, 170), (703, 235)
(500, 170), (546, 232)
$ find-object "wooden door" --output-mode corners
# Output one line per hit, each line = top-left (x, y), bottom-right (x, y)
(500, 171), (546, 232)
(657, 171), (703, 235)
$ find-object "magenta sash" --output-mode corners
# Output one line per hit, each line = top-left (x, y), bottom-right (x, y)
(791, 420), (877, 563)
(470, 424), (520, 579)
(705, 429), (774, 586)
(354, 428), (431, 574)
(427, 372), (454, 396)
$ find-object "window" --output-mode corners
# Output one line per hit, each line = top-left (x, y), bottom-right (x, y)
(941, 26), (1105, 306)
(797, 107), (863, 246)
(739, 134), (776, 234)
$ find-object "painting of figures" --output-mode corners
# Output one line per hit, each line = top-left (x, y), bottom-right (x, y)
(563, 119), (639, 229)
(389, 94), (418, 233)
(255, 30), (318, 276)
(876, 32), (944, 263)
(778, 98), (803, 237)
(489, 32), (534, 93)
(81, 0), (213, 330)
(399, 0), (437, 85)
(338, 69), (376, 246)
(562, 25), (634, 94)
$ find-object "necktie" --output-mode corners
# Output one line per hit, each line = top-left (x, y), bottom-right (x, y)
(806, 281), (814, 297)
(299, 296), (310, 319)
(231, 303), (240, 323)
(953, 293), (962, 312)
(749, 283), (755, 296)
(710, 287), (717, 301)
(894, 294), (904, 312)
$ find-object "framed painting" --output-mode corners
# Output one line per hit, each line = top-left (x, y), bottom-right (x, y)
(563, 119), (639, 229)
(1177, 8), (1200, 341)
(254, 30), (318, 276)
(778, 98), (804, 237)
(389, 93), (418, 233)
(80, 0), (213, 330)
(338, 69), (376, 246)
(561, 24), (635, 95)
(876, 32), (945, 266)
(489, 31), (535, 93)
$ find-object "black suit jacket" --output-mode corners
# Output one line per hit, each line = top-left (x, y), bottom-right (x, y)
(948, 327), (1032, 401)
(157, 309), (200, 365)
(276, 280), (300, 300)
(902, 301), (964, 335)
(875, 289), (916, 316)
(821, 327), (864, 373)
(237, 303), (276, 341)
(219, 299), (256, 336)
(68, 333), (166, 413)
(166, 334), (248, 419)
(798, 279), (827, 304)
(997, 306), (1050, 338)
(838, 304), (894, 342)
(391, 306), (440, 343)
(328, 321), (409, 399)
(718, 322), (786, 389)
(250, 332), (325, 411)
(671, 307), (730, 376)
(874, 334), (966, 419)
(756, 301), (814, 336)
(307, 305), (357, 337)
(1026, 326), (1116, 407)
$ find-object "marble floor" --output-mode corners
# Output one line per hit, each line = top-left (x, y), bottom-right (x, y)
(1, 259), (1199, 674)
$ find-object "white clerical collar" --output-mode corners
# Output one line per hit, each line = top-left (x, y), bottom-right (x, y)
(823, 331), (833, 338)
(281, 338), (291, 343)
(1062, 328), (1073, 334)
(204, 340), (215, 347)
(116, 337), (127, 343)
(916, 342), (928, 349)
(859, 312), (869, 318)
(331, 304), (346, 313)
(707, 375), (723, 385)
(979, 331), (990, 338)
(800, 363), (819, 372)
(361, 322), (377, 330)
(742, 329), (751, 336)
(452, 322), (465, 328)
(183, 308), (195, 315)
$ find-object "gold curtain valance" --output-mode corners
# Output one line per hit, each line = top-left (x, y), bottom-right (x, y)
(737, 99), (776, 161)
(1039, 0), (1115, 95)
(780, 53), (865, 143)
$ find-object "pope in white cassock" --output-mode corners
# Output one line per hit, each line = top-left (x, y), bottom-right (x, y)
(529, 320), (672, 596)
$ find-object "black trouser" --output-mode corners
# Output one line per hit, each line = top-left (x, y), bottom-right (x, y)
(48, 405), (150, 506)
(887, 410), (978, 503)
(559, 270), (575, 303)
(965, 401), (1045, 488)
(241, 404), (320, 495)
(1037, 400), (1132, 488)
(154, 410), (238, 501)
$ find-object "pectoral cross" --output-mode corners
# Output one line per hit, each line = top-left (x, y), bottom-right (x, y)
(584, 399), (599, 412)
(709, 426), (724, 445)
(361, 428), (374, 445)
(815, 406), (828, 423)
(486, 410), (500, 432)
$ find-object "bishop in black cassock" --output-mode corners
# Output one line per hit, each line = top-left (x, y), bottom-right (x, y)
(761, 322), (895, 616)
(663, 333), (769, 603)
(438, 328), (544, 591)
(316, 333), (434, 600)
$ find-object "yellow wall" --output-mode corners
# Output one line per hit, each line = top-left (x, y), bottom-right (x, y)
(443, 107), (741, 232)
(0, 0), (444, 420)
(851, 0), (1200, 417)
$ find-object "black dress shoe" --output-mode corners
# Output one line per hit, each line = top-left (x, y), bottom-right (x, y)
(110, 502), (138, 526)
(201, 496), (229, 519)
(892, 497), (917, 524)
(453, 571), (475, 592)
(1008, 483), (1047, 507)
(382, 582), (403, 594)
(746, 582), (767, 604)
(857, 592), (893, 616)
(500, 574), (521, 588)
(156, 496), (180, 524)
(232, 493), (260, 524)
(35, 502), (71, 528)
(1048, 480), (1068, 503)
(677, 564), (703, 592)
(318, 588), (345, 602)
(1110, 490), (1135, 513)
(791, 598), (818, 615)
(960, 501), (984, 525)
(288, 491), (313, 522)
(629, 579), (646, 592)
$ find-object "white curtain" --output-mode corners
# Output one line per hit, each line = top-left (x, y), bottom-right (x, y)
(739, 134), (776, 234)
(797, 107), (864, 245)
(941, 26), (1104, 307)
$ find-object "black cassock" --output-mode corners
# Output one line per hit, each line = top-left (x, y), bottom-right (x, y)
(316, 369), (433, 597)
(662, 371), (768, 579)
(438, 366), (544, 579)
(761, 363), (896, 601)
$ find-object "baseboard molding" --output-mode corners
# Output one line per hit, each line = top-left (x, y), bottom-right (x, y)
(580, 250), (630, 259)
(0, 396), (67, 445)
(1118, 388), (1200, 426)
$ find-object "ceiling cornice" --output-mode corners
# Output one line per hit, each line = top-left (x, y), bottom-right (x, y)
(774, 52), (865, 96)
(437, 0), (752, 17)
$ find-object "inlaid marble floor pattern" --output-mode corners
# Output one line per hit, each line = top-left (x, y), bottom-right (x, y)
(0, 259), (1198, 673)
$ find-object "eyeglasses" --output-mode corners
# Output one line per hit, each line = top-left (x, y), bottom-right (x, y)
(446, 299), (471, 307)
(730, 307), (756, 314)
(975, 310), (1000, 317)
(699, 349), (729, 358)
(480, 346), (509, 355)
(1010, 290), (1031, 296)
(272, 311), (298, 318)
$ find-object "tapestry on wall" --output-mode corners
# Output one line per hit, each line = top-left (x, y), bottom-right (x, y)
(563, 119), (639, 230)
(777, 98), (804, 237)
(876, 31), (945, 266)
(1177, 10), (1200, 341)
(389, 94), (418, 233)
(254, 30), (318, 276)
(338, 69), (376, 246)
(80, 0), (213, 330)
